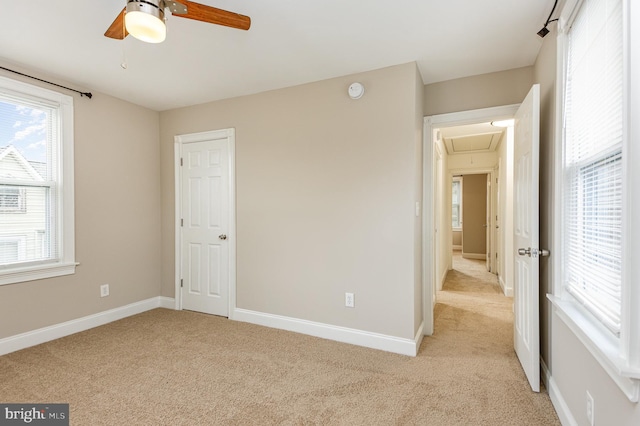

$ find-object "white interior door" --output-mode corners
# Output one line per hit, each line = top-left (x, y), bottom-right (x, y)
(513, 84), (540, 392)
(179, 132), (232, 317)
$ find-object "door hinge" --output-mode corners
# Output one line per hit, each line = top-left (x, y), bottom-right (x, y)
(180, 279), (183, 288)
(180, 158), (183, 166)
(181, 219), (183, 227)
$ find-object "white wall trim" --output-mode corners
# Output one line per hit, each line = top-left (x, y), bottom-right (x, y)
(548, 375), (579, 426)
(498, 276), (513, 297)
(452, 244), (462, 250)
(439, 267), (448, 292)
(0, 296), (174, 356)
(541, 357), (551, 388)
(414, 321), (425, 354)
(233, 308), (421, 357)
(158, 296), (177, 309)
(461, 253), (486, 260)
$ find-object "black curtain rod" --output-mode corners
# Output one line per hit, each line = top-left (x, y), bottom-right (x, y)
(0, 66), (92, 99)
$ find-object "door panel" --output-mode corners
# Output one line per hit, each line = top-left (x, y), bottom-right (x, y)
(514, 84), (540, 392)
(181, 138), (230, 316)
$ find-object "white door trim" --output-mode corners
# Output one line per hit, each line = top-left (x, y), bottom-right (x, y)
(423, 104), (519, 335)
(174, 128), (237, 319)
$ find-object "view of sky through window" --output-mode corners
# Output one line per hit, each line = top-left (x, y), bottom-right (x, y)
(0, 100), (48, 164)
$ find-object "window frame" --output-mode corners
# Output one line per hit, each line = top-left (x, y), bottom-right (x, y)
(0, 75), (76, 286)
(549, 0), (640, 401)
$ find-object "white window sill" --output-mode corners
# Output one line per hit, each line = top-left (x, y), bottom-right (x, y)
(0, 261), (78, 286)
(548, 294), (640, 402)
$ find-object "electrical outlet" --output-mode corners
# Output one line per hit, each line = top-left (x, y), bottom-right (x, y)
(586, 391), (594, 426)
(345, 292), (355, 308)
(100, 284), (110, 298)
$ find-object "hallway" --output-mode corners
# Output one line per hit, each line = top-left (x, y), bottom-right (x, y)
(423, 251), (559, 424)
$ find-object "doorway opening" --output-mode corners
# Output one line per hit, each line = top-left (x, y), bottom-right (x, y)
(423, 85), (542, 393)
(423, 105), (518, 337)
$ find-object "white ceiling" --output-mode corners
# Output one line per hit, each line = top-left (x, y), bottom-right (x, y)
(0, 1), (554, 111)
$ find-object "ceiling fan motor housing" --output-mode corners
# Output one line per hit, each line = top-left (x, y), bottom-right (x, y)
(126, 0), (165, 22)
(125, 0), (167, 43)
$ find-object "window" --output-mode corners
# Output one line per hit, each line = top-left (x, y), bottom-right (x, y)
(452, 177), (462, 230)
(0, 186), (26, 213)
(0, 75), (75, 285)
(552, 0), (640, 401)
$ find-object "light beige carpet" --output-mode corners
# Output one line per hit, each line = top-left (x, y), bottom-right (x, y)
(0, 254), (559, 425)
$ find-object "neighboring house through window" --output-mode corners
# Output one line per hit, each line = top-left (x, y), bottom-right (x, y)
(0, 186), (27, 213)
(0, 75), (75, 285)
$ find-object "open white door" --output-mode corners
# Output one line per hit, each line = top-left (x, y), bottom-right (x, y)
(513, 84), (541, 392)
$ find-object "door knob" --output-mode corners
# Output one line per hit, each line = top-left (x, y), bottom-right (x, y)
(219, 234), (227, 240)
(518, 247), (550, 257)
(518, 248), (531, 256)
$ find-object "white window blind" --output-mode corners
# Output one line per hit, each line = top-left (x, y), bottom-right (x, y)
(563, 0), (623, 334)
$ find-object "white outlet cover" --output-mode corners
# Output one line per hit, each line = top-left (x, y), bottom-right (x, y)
(100, 284), (109, 297)
(345, 292), (355, 307)
(586, 391), (594, 426)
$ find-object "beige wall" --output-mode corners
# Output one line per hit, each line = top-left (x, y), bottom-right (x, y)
(0, 64), (161, 339)
(461, 174), (486, 255)
(452, 231), (462, 247)
(160, 63), (423, 340)
(424, 67), (534, 116)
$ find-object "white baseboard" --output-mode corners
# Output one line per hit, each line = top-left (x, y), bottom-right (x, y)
(541, 357), (550, 389)
(233, 308), (420, 357)
(0, 296), (175, 356)
(452, 245), (462, 250)
(548, 375), (578, 426)
(462, 252), (486, 260)
(438, 268), (448, 291)
(499, 276), (513, 297)
(158, 296), (176, 309)
(414, 322), (424, 353)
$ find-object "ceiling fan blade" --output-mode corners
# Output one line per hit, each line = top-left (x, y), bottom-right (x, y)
(104, 7), (129, 39)
(174, 1), (251, 31)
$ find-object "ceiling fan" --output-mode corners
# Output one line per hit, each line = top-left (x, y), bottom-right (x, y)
(104, 0), (251, 43)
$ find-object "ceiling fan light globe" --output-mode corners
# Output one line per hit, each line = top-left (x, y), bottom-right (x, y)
(125, 1), (166, 43)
